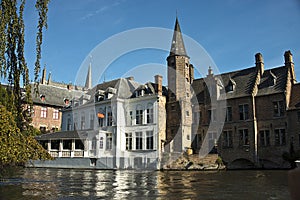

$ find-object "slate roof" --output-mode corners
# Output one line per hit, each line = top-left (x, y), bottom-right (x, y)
(289, 83), (300, 110)
(35, 130), (90, 140)
(257, 66), (288, 96)
(169, 17), (187, 57)
(192, 65), (289, 101)
(31, 84), (84, 107)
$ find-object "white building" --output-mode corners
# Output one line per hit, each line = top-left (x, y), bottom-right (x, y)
(35, 75), (167, 169)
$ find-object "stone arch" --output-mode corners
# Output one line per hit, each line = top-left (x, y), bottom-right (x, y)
(228, 158), (255, 169)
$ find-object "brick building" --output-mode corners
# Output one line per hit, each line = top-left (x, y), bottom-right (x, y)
(30, 68), (84, 133)
(166, 17), (300, 169)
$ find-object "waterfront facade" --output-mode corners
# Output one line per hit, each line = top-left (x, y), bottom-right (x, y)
(33, 17), (300, 169)
(35, 75), (167, 169)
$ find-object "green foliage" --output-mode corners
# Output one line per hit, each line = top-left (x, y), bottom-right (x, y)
(0, 105), (52, 167)
(215, 156), (223, 165)
(34, 0), (50, 85)
(0, 0), (50, 132)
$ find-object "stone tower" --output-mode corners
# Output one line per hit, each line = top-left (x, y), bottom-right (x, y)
(166, 17), (194, 152)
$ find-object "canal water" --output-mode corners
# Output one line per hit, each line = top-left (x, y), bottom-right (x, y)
(0, 168), (290, 200)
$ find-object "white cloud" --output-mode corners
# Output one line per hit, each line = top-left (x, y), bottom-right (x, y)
(81, 0), (125, 20)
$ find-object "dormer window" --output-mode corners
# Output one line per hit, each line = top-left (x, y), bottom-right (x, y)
(268, 71), (277, 87)
(64, 98), (69, 105)
(227, 78), (236, 92)
(40, 94), (45, 101)
(95, 90), (105, 102)
(135, 89), (144, 97)
(228, 83), (234, 92)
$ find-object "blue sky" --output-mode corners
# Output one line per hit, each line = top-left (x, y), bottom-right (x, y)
(23, 0), (300, 86)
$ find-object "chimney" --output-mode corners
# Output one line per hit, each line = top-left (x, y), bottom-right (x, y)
(284, 50), (296, 84)
(47, 72), (52, 85)
(67, 84), (73, 90)
(255, 53), (264, 76)
(126, 76), (134, 81)
(155, 75), (163, 96)
(41, 67), (46, 84)
(207, 66), (213, 77)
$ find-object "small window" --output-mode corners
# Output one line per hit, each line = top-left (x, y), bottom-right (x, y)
(99, 137), (104, 149)
(53, 109), (59, 120)
(186, 111), (190, 116)
(41, 107), (47, 118)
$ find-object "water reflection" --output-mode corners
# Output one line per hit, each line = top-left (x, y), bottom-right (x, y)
(0, 168), (290, 199)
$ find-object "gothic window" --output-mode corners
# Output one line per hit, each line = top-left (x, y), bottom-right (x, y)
(223, 130), (233, 148)
(275, 129), (286, 146)
(225, 107), (232, 122)
(239, 129), (249, 146)
(239, 104), (249, 120)
(273, 101), (284, 117)
(259, 130), (270, 146)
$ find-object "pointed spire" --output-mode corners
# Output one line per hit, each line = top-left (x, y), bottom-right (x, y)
(85, 63), (92, 89)
(169, 17), (187, 57)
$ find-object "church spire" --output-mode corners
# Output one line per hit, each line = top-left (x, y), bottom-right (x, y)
(169, 17), (187, 57)
(85, 63), (92, 89)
